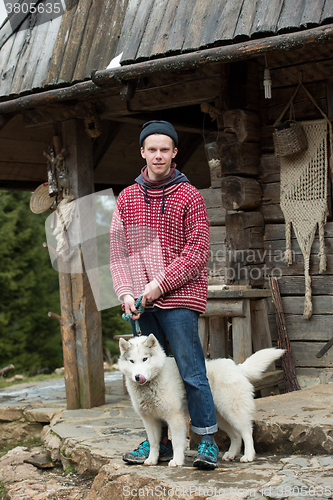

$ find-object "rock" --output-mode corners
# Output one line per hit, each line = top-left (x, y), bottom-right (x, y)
(0, 446), (92, 500)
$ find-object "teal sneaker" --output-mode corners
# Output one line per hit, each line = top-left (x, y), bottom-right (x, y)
(193, 440), (219, 470)
(158, 439), (173, 462)
(123, 439), (173, 464)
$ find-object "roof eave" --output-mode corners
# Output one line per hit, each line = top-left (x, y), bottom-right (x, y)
(0, 23), (333, 116)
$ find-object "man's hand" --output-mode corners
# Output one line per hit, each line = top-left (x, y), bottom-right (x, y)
(122, 294), (141, 320)
(142, 279), (162, 307)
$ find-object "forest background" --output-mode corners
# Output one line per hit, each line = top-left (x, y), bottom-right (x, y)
(0, 190), (131, 376)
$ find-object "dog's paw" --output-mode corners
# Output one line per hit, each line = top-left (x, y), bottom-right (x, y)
(144, 457), (158, 466)
(240, 454), (255, 463)
(222, 452), (235, 461)
(168, 459), (183, 467)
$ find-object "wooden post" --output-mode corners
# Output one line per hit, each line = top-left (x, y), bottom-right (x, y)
(232, 299), (252, 364)
(62, 119), (105, 409)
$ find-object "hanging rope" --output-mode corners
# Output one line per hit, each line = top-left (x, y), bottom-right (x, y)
(122, 294), (145, 335)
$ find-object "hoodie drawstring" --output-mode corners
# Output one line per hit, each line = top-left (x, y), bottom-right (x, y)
(144, 185), (166, 215)
(161, 186), (165, 215)
(144, 186), (150, 205)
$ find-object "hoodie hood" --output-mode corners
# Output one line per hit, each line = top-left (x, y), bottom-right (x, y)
(135, 167), (190, 189)
(135, 167), (191, 214)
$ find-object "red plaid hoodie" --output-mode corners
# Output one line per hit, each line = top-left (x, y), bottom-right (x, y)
(110, 175), (210, 313)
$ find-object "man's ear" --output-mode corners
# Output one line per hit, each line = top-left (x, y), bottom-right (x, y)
(140, 147), (146, 159)
(172, 148), (178, 158)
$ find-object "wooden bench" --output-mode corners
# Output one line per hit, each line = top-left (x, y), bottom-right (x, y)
(199, 286), (283, 395)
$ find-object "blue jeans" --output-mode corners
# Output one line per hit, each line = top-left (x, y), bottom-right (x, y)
(131, 307), (217, 435)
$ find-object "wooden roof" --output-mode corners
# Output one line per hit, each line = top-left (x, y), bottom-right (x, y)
(0, 0), (332, 100)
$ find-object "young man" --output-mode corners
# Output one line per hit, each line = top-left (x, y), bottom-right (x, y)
(110, 120), (219, 469)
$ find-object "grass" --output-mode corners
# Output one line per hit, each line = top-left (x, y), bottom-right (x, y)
(0, 481), (7, 500)
(0, 372), (64, 390)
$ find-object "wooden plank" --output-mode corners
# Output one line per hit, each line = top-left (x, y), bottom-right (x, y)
(291, 341), (333, 367)
(233, 0), (259, 39)
(63, 119), (105, 409)
(12, 9), (53, 95)
(164, 0), (193, 55)
(0, 16), (30, 97)
(203, 299), (245, 317)
(269, 312), (333, 342)
(135, 0), (168, 61)
(199, 0), (228, 48)
(301, 0), (326, 26)
(72, 0), (107, 80)
(0, 29), (15, 94)
(31, 15), (63, 90)
(251, 0), (284, 34)
(232, 299), (252, 364)
(209, 317), (229, 358)
(210, 0), (245, 44)
(182, 0), (214, 52)
(276, 275), (333, 296)
(200, 188), (226, 226)
(120, 0), (155, 63)
(277, 0), (306, 32)
(46, 2), (79, 84)
(207, 288), (272, 299)
(322, 0), (333, 23)
(115, 0), (140, 55)
(251, 299), (273, 350)
(268, 295), (333, 316)
(84, 0), (127, 77)
(58, 0), (94, 83)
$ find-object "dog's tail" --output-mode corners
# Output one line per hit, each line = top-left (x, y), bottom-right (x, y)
(238, 348), (285, 383)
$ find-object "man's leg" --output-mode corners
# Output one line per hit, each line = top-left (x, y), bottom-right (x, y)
(155, 308), (219, 469)
(122, 313), (172, 464)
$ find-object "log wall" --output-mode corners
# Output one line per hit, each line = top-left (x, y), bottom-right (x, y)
(201, 54), (333, 384)
(259, 56), (333, 384)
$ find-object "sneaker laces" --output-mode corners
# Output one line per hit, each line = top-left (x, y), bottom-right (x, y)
(197, 440), (218, 458)
(132, 440), (150, 457)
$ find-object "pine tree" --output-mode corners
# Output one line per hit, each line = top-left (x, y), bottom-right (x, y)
(0, 191), (62, 374)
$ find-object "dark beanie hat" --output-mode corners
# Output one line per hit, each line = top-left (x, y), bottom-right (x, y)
(140, 120), (178, 147)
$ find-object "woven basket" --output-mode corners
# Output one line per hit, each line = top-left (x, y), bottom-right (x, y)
(273, 120), (308, 157)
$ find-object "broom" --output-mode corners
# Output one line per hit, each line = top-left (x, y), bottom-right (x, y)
(270, 277), (301, 392)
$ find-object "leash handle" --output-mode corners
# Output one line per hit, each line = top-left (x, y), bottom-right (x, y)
(122, 293), (145, 336)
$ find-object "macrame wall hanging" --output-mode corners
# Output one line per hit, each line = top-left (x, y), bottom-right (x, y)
(277, 79), (333, 319)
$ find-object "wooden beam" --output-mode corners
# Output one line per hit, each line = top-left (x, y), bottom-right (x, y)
(62, 119), (105, 409)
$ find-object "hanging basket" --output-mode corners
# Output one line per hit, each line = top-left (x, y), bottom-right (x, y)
(273, 120), (308, 157)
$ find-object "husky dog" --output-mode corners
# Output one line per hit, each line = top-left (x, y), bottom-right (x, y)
(118, 334), (284, 467)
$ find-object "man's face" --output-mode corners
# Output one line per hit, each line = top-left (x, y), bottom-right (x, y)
(141, 134), (177, 181)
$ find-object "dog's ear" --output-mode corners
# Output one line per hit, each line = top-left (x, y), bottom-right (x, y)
(145, 333), (157, 348)
(119, 338), (130, 354)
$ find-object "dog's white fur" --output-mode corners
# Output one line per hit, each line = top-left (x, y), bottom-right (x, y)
(118, 334), (284, 467)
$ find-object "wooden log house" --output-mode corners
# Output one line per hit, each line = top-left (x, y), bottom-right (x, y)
(1, 0), (333, 407)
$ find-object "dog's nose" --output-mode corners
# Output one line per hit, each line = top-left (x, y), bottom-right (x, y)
(135, 375), (140, 382)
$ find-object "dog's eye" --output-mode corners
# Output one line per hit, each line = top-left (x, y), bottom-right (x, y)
(129, 359), (134, 364)
(142, 357), (148, 362)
